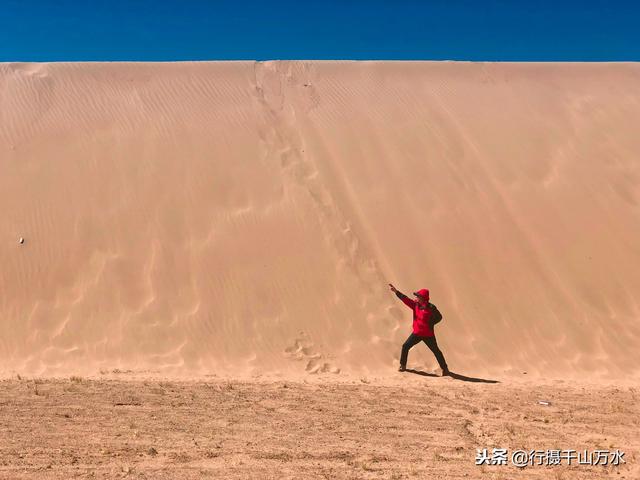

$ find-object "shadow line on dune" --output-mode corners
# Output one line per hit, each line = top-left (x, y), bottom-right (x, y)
(406, 369), (500, 384)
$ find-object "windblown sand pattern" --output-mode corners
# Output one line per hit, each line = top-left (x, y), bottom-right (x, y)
(1, 61), (639, 379)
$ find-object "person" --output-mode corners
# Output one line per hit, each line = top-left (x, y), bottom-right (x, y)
(389, 283), (450, 376)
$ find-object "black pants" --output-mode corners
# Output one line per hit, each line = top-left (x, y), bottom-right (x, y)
(400, 333), (448, 370)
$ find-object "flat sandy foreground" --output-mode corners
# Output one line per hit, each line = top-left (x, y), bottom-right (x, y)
(1, 374), (638, 480)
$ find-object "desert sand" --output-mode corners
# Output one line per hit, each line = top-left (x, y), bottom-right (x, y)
(1, 60), (639, 379)
(0, 61), (639, 478)
(0, 375), (638, 479)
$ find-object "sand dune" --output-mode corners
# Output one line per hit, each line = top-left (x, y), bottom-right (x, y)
(1, 61), (639, 378)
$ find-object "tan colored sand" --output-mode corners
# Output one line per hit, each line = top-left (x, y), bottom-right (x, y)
(0, 376), (638, 479)
(1, 61), (639, 379)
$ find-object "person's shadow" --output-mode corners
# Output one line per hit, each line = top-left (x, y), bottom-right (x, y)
(405, 368), (500, 384)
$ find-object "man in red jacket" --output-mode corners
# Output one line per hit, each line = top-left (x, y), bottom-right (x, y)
(389, 284), (450, 376)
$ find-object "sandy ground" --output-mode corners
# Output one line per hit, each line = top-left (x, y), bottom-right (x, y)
(1, 61), (640, 379)
(1, 61), (639, 478)
(0, 375), (638, 479)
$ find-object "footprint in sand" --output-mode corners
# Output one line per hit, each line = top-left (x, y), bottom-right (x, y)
(284, 333), (340, 374)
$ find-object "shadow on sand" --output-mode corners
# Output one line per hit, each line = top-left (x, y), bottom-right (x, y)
(405, 369), (500, 384)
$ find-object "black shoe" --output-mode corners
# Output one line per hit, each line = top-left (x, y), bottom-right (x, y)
(398, 365), (406, 372)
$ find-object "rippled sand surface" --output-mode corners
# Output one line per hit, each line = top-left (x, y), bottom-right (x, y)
(1, 61), (638, 380)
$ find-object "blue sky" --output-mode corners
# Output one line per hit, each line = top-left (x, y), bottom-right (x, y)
(1, 0), (638, 61)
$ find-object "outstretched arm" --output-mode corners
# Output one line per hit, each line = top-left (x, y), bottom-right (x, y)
(388, 284), (416, 309)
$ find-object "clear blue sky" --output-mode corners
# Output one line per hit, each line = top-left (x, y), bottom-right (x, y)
(1, 0), (638, 62)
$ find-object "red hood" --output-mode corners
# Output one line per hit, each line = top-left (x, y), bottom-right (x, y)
(413, 288), (429, 302)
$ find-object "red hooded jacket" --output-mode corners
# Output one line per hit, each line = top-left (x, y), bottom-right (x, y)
(396, 289), (435, 337)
